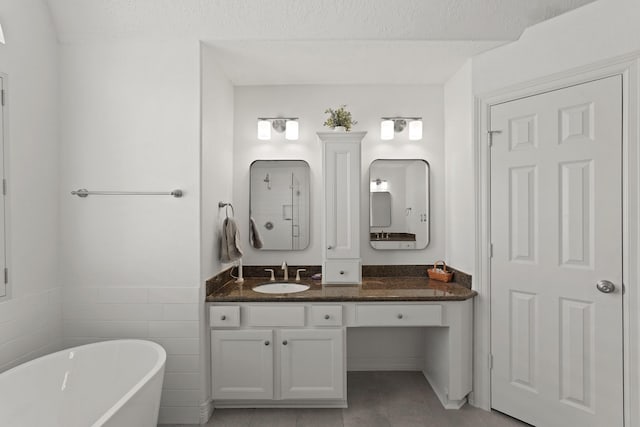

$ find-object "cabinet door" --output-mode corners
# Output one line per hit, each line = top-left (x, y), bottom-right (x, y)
(324, 141), (360, 259)
(211, 330), (273, 400)
(279, 329), (345, 400)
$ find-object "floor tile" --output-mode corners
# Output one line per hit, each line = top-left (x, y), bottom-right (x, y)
(167, 372), (530, 427)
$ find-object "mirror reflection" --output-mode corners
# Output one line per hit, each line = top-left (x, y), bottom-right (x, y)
(369, 159), (430, 250)
(250, 160), (310, 250)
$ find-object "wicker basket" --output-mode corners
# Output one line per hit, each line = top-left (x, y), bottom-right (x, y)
(427, 260), (454, 283)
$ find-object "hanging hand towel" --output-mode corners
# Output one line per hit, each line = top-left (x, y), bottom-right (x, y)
(249, 216), (264, 249)
(219, 217), (243, 263)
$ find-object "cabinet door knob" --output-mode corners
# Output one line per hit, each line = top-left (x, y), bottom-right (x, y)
(327, 245), (333, 250)
(324, 314), (330, 320)
(264, 340), (270, 346)
(339, 270), (345, 275)
(220, 315), (227, 320)
(282, 340), (288, 346)
(397, 314), (403, 319)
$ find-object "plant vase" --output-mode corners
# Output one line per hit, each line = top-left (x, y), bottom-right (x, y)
(333, 126), (346, 132)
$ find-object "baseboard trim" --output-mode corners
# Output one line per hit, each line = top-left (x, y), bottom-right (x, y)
(422, 370), (466, 410)
(347, 357), (424, 371)
(200, 398), (214, 424)
(214, 399), (348, 409)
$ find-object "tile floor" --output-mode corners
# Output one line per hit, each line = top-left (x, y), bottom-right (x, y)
(161, 371), (530, 427)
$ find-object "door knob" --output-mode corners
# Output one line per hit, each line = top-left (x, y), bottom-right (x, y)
(596, 280), (616, 293)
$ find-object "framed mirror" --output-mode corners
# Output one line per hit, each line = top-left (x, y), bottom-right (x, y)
(368, 159), (430, 250)
(249, 160), (310, 250)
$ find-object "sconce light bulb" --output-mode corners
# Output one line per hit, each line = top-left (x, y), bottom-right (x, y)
(380, 120), (394, 140)
(409, 120), (423, 141)
(257, 119), (271, 140)
(285, 120), (299, 140)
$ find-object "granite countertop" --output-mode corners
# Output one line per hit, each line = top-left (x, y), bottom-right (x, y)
(369, 232), (416, 242)
(206, 276), (477, 302)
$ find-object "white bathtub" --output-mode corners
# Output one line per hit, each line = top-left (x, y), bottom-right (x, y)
(0, 339), (166, 427)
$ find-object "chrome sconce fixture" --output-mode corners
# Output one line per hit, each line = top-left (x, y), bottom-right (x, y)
(380, 117), (422, 141)
(370, 178), (388, 192)
(257, 117), (299, 141)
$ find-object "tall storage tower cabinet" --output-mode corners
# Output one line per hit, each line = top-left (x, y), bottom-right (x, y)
(317, 131), (367, 284)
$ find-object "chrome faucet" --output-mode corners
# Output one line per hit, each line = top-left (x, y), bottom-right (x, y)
(281, 261), (289, 281)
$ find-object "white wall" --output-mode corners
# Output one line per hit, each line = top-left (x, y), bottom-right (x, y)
(59, 39), (204, 424)
(444, 60), (474, 274)
(0, 0), (62, 372)
(233, 84), (445, 267)
(473, 0), (640, 95)
(200, 43), (235, 418)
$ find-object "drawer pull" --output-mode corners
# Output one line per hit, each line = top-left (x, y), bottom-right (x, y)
(397, 314), (404, 319)
(220, 315), (227, 320)
(339, 270), (345, 275)
(264, 340), (270, 346)
(324, 314), (330, 320)
(282, 340), (288, 346)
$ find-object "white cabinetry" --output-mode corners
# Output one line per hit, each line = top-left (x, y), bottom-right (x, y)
(318, 131), (367, 284)
(210, 304), (346, 405)
(280, 329), (344, 399)
(211, 329), (273, 400)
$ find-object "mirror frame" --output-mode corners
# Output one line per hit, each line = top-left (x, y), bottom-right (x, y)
(368, 158), (430, 250)
(249, 159), (311, 251)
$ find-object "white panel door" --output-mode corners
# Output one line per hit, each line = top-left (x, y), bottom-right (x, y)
(279, 328), (344, 400)
(211, 330), (274, 400)
(0, 76), (5, 299)
(490, 76), (623, 427)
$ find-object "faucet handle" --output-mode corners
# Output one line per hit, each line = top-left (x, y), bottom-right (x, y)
(264, 269), (275, 281)
(295, 269), (306, 281)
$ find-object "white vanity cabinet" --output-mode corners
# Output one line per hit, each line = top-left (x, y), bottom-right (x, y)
(318, 131), (367, 284)
(210, 304), (346, 405)
(211, 329), (274, 400)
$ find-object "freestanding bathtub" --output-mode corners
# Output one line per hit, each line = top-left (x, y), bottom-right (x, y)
(0, 339), (166, 427)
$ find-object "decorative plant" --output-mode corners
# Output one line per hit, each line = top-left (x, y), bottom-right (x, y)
(323, 105), (357, 131)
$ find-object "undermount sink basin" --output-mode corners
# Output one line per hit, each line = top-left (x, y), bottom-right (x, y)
(252, 282), (310, 294)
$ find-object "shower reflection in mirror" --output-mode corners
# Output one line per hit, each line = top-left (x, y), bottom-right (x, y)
(250, 160), (310, 250)
(369, 159), (430, 250)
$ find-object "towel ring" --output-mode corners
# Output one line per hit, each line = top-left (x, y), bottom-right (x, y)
(218, 201), (234, 218)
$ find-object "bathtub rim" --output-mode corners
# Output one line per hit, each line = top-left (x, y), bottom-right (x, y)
(0, 339), (167, 427)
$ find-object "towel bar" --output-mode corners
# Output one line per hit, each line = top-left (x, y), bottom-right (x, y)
(71, 189), (183, 198)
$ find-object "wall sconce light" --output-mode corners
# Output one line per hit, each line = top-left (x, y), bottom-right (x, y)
(370, 178), (388, 192)
(257, 117), (299, 141)
(380, 117), (422, 141)
(0, 23), (5, 45)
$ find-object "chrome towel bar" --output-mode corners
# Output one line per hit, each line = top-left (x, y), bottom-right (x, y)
(71, 189), (183, 198)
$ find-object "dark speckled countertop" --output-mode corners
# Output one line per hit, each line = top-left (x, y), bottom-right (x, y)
(206, 276), (476, 302)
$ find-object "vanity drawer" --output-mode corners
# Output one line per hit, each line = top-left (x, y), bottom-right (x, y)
(210, 306), (240, 328)
(246, 305), (305, 327)
(310, 305), (343, 326)
(355, 304), (442, 326)
(324, 260), (361, 284)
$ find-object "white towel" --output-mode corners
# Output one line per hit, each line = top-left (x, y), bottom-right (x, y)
(249, 217), (264, 249)
(219, 217), (243, 263)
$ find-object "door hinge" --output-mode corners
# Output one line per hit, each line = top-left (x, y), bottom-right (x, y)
(489, 243), (494, 258)
(4, 268), (7, 284)
(1, 89), (5, 106)
(488, 353), (493, 370)
(488, 130), (502, 147)
(2, 179), (6, 196)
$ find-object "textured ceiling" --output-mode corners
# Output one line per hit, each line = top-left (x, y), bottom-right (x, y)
(45, 0), (597, 84)
(46, 0), (596, 42)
